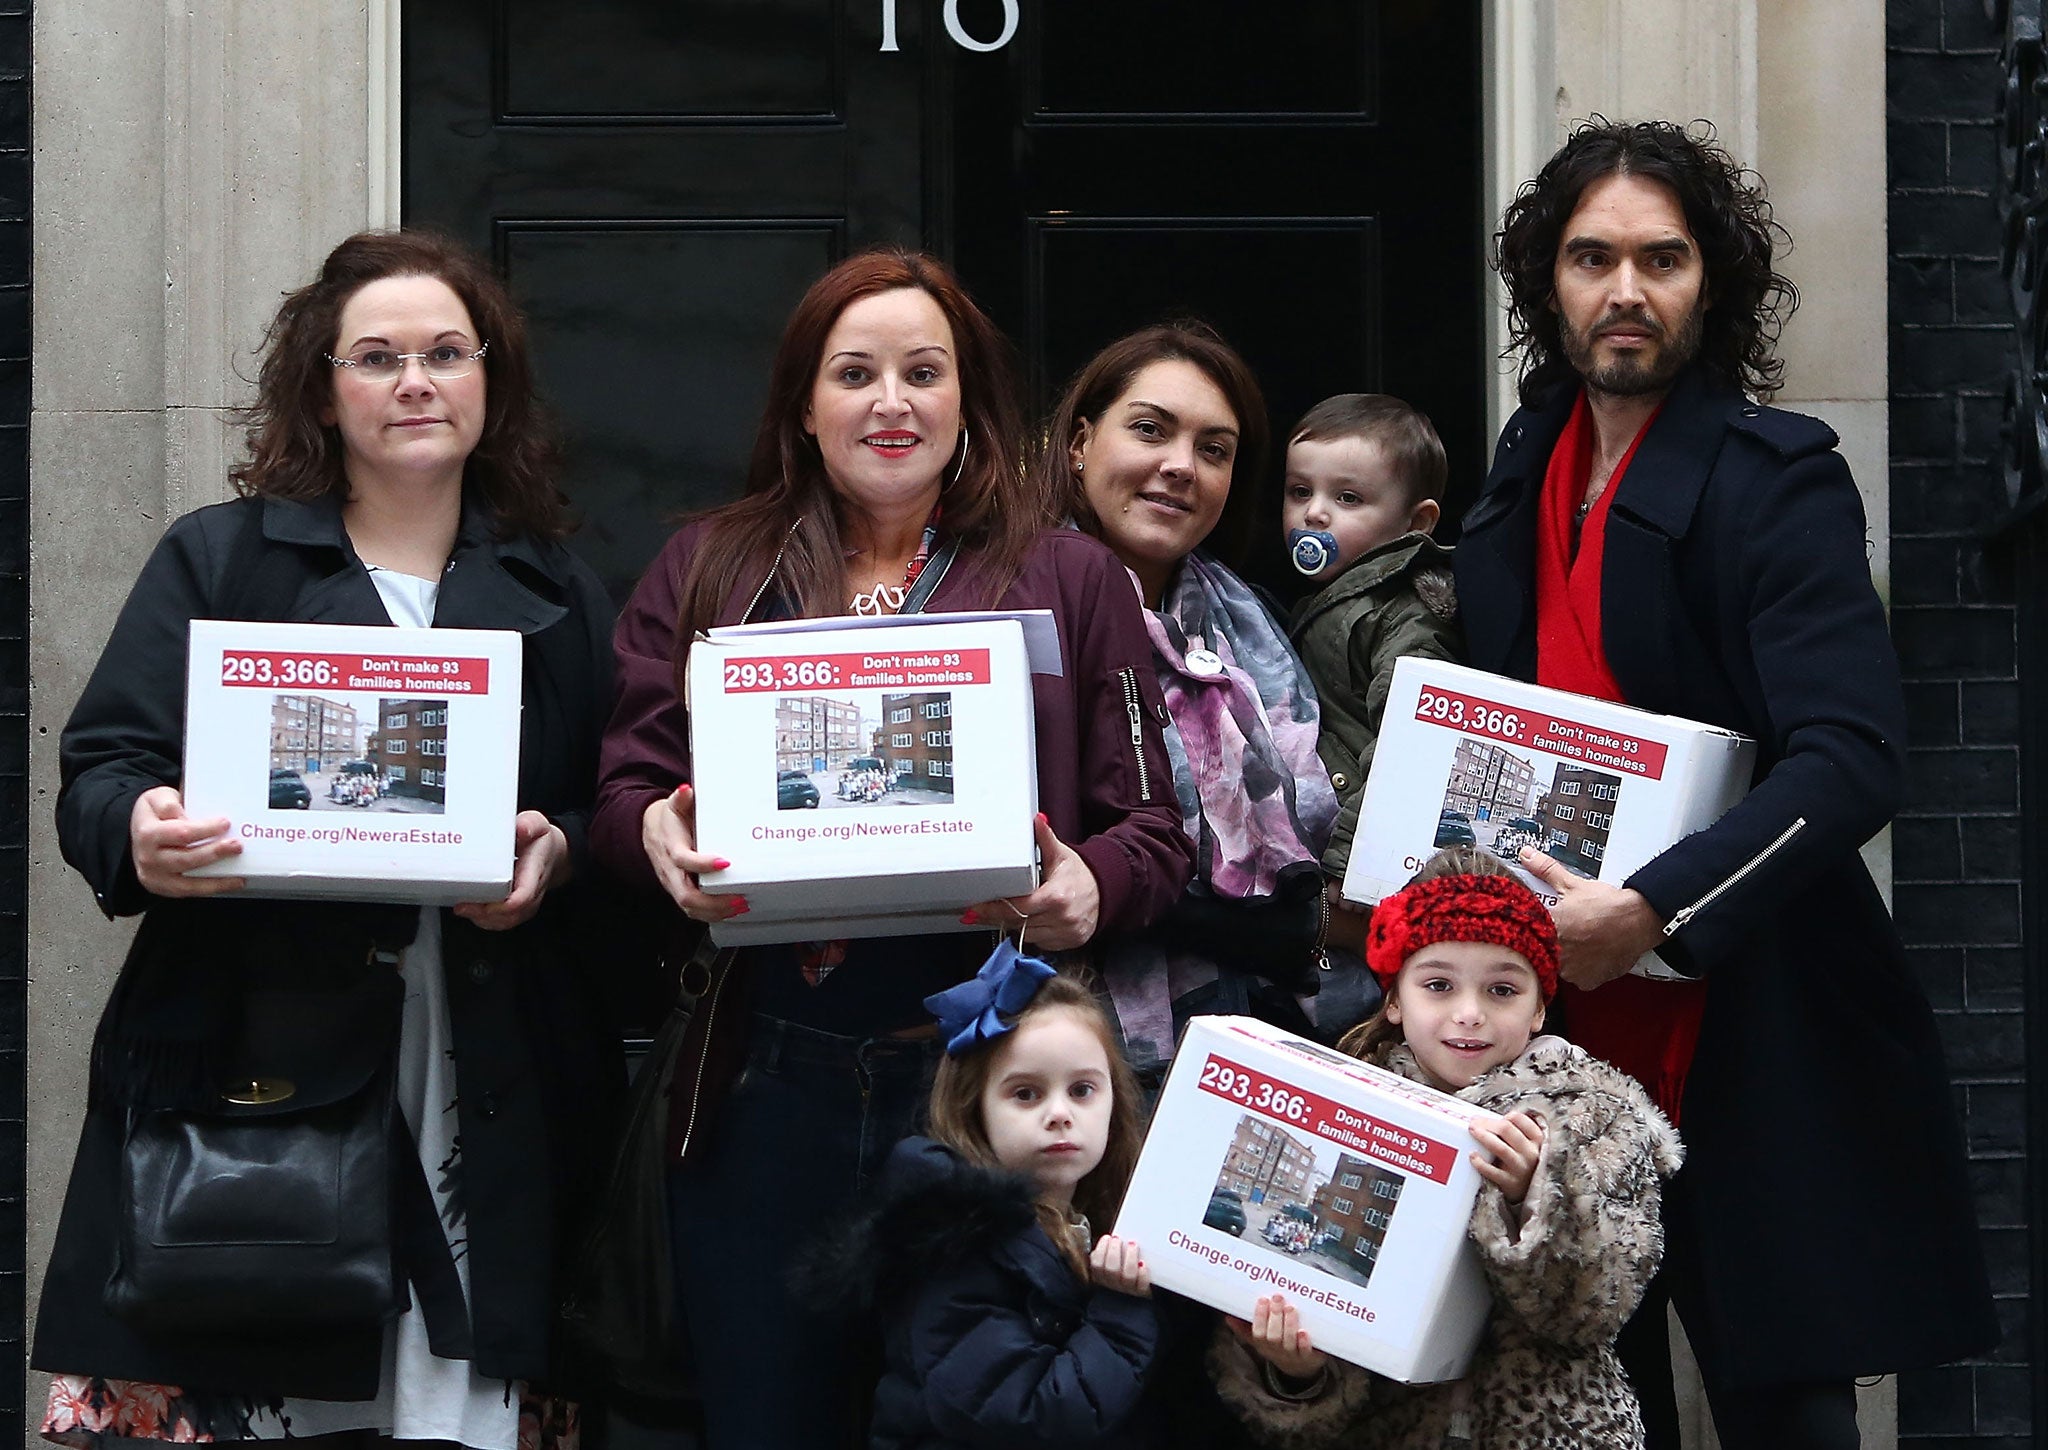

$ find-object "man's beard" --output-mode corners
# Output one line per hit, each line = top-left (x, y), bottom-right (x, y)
(1559, 301), (1705, 398)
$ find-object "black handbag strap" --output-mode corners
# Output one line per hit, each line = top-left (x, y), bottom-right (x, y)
(393, 1115), (474, 1359)
(897, 535), (960, 616)
(673, 931), (735, 1021)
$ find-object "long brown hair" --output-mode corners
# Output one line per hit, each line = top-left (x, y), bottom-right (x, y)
(1336, 846), (1520, 1062)
(669, 249), (1041, 655)
(1034, 320), (1270, 570)
(230, 229), (569, 539)
(925, 973), (1145, 1276)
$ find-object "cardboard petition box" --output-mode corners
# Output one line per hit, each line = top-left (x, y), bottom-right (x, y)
(184, 620), (522, 903)
(1342, 658), (1756, 979)
(1114, 1016), (1492, 1382)
(687, 615), (1042, 943)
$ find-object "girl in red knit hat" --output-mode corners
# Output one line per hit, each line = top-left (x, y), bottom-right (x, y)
(1208, 846), (1684, 1450)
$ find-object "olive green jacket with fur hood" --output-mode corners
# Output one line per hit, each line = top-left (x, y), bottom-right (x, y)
(1210, 1036), (1683, 1450)
(1288, 532), (1459, 877)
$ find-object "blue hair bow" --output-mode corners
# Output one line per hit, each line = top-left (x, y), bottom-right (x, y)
(923, 939), (1057, 1057)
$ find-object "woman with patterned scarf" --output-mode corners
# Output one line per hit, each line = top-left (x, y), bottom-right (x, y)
(1036, 323), (1379, 1086)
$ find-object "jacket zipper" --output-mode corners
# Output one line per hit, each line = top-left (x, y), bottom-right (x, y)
(1661, 817), (1807, 937)
(675, 953), (735, 1163)
(740, 521), (804, 625)
(1118, 666), (1152, 803)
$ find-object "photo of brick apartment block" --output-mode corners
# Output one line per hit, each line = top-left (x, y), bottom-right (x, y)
(1440, 738), (1537, 824)
(1216, 1114), (1317, 1204)
(269, 693), (361, 774)
(1435, 740), (1542, 857)
(1310, 1153), (1407, 1287)
(775, 694), (866, 774)
(875, 691), (954, 801)
(264, 693), (444, 815)
(1205, 1115), (1406, 1292)
(1533, 763), (1622, 880)
(770, 691), (958, 809)
(372, 697), (451, 807)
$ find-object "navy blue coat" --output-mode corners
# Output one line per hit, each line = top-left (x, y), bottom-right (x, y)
(1455, 368), (1996, 1384)
(836, 1139), (1162, 1450)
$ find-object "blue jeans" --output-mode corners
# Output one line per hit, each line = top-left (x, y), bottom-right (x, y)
(667, 1015), (941, 1450)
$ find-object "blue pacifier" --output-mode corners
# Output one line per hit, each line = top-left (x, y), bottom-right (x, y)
(1289, 528), (1340, 577)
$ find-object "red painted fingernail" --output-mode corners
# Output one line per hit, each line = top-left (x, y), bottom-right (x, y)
(1036, 812), (1049, 826)
(960, 910), (981, 925)
(710, 858), (732, 870)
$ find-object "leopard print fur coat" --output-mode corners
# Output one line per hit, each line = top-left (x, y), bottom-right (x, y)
(1210, 1035), (1683, 1450)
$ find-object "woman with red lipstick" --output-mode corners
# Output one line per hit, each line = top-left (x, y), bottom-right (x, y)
(590, 250), (1190, 1449)
(1035, 325), (1375, 1087)
(36, 232), (618, 1449)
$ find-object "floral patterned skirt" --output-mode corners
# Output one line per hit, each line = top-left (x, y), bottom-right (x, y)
(41, 1377), (578, 1450)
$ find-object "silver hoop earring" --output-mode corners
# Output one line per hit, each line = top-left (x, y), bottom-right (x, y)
(950, 429), (971, 487)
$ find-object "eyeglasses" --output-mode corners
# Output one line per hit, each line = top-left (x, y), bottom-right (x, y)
(324, 341), (490, 382)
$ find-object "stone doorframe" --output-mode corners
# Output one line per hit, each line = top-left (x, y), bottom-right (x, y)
(25, 5), (1888, 1448)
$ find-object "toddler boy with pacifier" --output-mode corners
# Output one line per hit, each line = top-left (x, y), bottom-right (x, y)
(1282, 394), (1462, 897)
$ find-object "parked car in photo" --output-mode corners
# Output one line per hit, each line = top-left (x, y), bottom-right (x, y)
(1203, 1189), (1247, 1237)
(1434, 808), (1476, 847)
(268, 768), (311, 810)
(777, 769), (821, 809)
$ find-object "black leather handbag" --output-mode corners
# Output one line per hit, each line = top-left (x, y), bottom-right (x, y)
(103, 980), (406, 1333)
(558, 937), (731, 1401)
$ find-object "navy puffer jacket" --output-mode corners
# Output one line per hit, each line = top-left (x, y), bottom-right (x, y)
(829, 1137), (1163, 1450)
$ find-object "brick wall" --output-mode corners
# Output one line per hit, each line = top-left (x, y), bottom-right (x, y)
(1889, 0), (2030, 1442)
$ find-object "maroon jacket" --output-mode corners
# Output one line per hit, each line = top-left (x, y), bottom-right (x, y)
(592, 523), (1192, 934)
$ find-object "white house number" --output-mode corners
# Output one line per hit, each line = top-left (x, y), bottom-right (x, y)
(879, 0), (1019, 53)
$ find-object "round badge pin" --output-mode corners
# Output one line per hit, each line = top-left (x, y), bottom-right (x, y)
(1185, 648), (1224, 677)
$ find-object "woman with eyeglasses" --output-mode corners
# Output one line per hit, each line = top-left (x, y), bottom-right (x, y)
(34, 232), (617, 1450)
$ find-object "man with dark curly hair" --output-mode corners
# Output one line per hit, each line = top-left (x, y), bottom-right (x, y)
(1455, 119), (1995, 1450)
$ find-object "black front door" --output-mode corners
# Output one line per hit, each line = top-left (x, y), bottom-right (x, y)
(404, 1), (1482, 600)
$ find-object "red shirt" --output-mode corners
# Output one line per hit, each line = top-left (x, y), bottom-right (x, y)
(1534, 392), (1706, 1124)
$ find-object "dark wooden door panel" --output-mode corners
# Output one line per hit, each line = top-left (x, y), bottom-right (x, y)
(1028, 2), (1378, 119)
(1027, 219), (1378, 428)
(499, 0), (841, 122)
(405, 0), (925, 601)
(405, 1), (1480, 604)
(949, 0), (1481, 591)
(499, 222), (840, 590)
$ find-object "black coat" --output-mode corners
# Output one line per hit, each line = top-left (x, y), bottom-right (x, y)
(821, 1138), (1162, 1450)
(1455, 368), (1997, 1384)
(33, 493), (626, 1400)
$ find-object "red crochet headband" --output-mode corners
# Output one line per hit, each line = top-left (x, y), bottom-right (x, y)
(1364, 873), (1560, 1001)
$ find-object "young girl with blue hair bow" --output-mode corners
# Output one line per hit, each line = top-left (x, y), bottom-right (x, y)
(816, 948), (1165, 1449)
